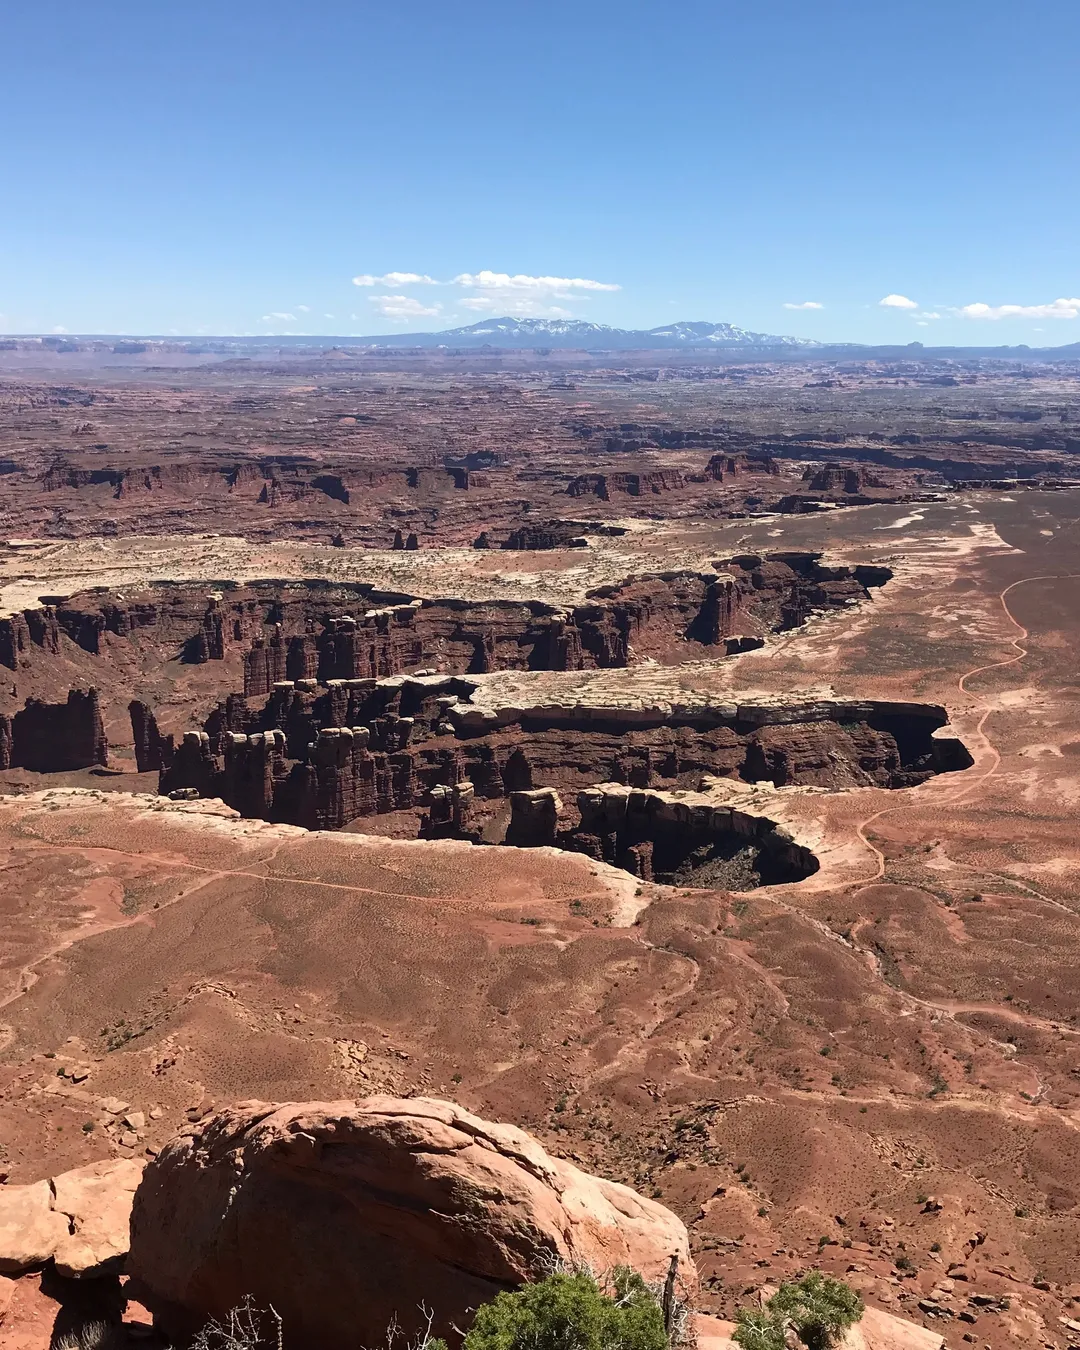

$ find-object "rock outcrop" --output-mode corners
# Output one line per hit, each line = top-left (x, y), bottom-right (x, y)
(129, 699), (175, 773)
(569, 783), (819, 887)
(704, 453), (781, 480)
(0, 606), (61, 670)
(566, 470), (685, 499)
(0, 688), (107, 772)
(0, 1159), (143, 1277)
(159, 674), (970, 848)
(51, 1159), (145, 1279)
(0, 1181), (68, 1275)
(505, 787), (563, 847)
(226, 554), (886, 696)
(806, 462), (873, 494)
(128, 1097), (694, 1350)
(0, 554), (891, 704)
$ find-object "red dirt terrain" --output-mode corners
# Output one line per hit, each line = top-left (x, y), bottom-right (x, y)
(2, 359), (1080, 1350)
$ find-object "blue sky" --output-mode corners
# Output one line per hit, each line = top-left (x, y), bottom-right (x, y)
(2, 0), (1077, 344)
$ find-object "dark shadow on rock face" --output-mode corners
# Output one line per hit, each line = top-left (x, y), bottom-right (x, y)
(41, 1268), (126, 1350)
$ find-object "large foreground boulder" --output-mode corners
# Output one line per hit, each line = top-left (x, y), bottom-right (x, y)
(0, 1159), (143, 1277)
(128, 1096), (695, 1350)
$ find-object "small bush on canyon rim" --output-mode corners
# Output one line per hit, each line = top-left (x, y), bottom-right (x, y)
(463, 1268), (668, 1350)
(187, 1267), (680, 1350)
(732, 1273), (863, 1350)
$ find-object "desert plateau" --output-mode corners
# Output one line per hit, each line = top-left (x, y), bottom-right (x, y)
(0, 341), (1077, 1350)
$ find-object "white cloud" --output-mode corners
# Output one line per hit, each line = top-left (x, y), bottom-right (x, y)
(783, 301), (823, 310)
(51, 325), (69, 333)
(352, 272), (437, 287)
(452, 271), (618, 294)
(350, 267), (619, 320)
(369, 294), (442, 320)
(459, 295), (573, 317)
(296, 304), (310, 312)
(323, 313), (335, 319)
(917, 311), (941, 320)
(958, 298), (1080, 320)
(878, 294), (918, 309)
(262, 312), (296, 321)
(451, 272), (617, 317)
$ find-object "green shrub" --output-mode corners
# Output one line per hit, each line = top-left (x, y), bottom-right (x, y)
(733, 1273), (863, 1350)
(732, 1308), (785, 1350)
(769, 1273), (863, 1350)
(463, 1269), (668, 1350)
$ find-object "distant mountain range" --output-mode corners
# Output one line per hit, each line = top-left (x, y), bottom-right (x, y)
(8, 321), (1080, 362)
(356, 316), (821, 349)
(347, 317), (1080, 358)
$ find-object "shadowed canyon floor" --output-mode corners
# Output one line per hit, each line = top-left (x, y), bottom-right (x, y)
(4, 487), (1080, 1350)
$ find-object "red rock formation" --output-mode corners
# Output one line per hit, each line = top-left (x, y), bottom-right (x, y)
(501, 522), (589, 550)
(571, 784), (818, 886)
(421, 780), (476, 838)
(164, 731), (217, 798)
(0, 607), (60, 670)
(742, 721), (902, 788)
(566, 470), (685, 499)
(5, 688), (107, 772)
(705, 453), (782, 480)
(223, 730), (289, 819)
(127, 1097), (695, 1350)
(806, 461), (870, 493)
(232, 561), (858, 694)
(157, 672), (970, 860)
(243, 625), (289, 695)
(2, 556), (888, 704)
(505, 787), (563, 847)
(129, 700), (175, 773)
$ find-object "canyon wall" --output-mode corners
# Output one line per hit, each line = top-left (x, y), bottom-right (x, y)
(0, 555), (890, 703)
(0, 687), (107, 771)
(234, 555), (887, 695)
(156, 673), (971, 869)
(546, 783), (820, 887)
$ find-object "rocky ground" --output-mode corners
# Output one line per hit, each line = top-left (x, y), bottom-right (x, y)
(1, 359), (1075, 548)
(2, 361), (1080, 1349)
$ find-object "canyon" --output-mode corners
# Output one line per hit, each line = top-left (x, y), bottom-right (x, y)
(1, 354), (1080, 1350)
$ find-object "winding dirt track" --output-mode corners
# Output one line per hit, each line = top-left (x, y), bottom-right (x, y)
(854, 572), (1080, 883)
(836, 572), (1080, 1106)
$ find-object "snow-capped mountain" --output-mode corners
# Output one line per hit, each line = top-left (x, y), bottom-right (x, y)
(444, 318), (619, 341)
(359, 317), (823, 350)
(644, 321), (815, 347)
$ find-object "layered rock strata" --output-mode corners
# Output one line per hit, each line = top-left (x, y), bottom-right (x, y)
(550, 784), (818, 887)
(154, 675), (971, 883)
(130, 699), (175, 773)
(0, 553), (889, 696)
(0, 687), (107, 771)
